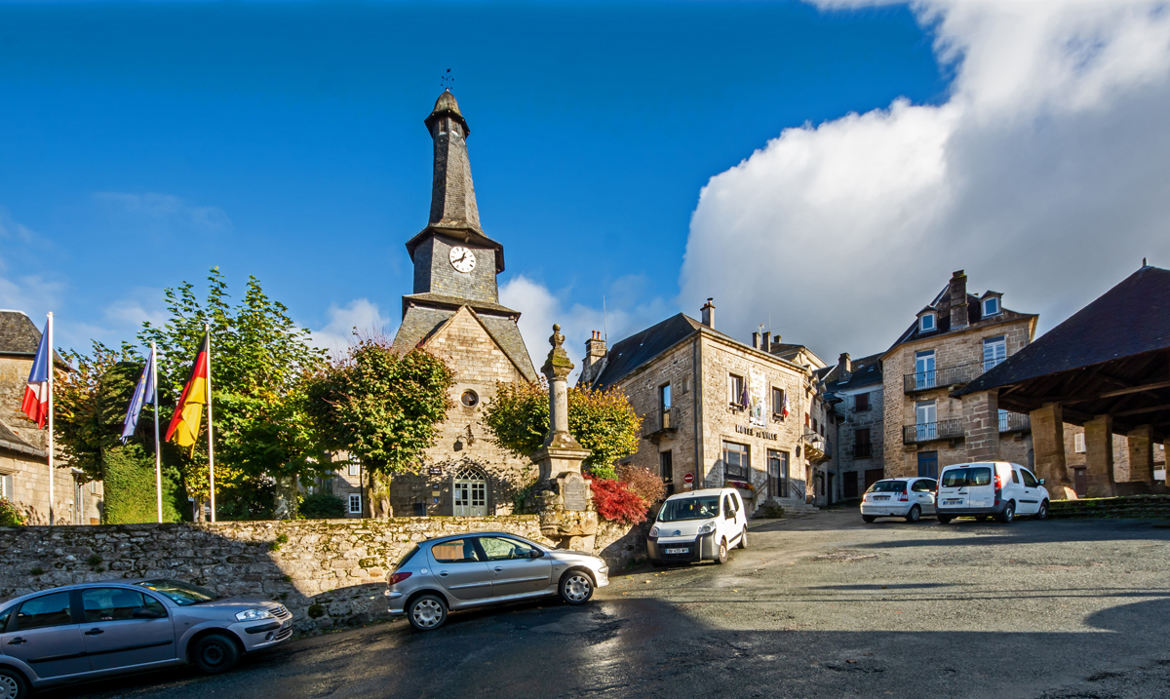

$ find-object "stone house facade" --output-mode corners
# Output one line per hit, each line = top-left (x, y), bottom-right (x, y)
(336, 91), (538, 517)
(819, 351), (885, 501)
(1, 310), (104, 524)
(579, 301), (822, 514)
(881, 271), (1037, 478)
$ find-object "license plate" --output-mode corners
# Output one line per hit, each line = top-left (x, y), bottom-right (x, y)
(665, 547), (688, 554)
(874, 496), (889, 501)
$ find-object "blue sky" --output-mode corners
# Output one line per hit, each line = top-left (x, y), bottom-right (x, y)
(2, 1), (1168, 365)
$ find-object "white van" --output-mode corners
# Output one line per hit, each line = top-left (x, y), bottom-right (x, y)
(936, 461), (1050, 524)
(646, 488), (748, 565)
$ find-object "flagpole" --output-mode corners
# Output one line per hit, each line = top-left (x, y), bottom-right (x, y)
(47, 312), (55, 526)
(205, 324), (216, 523)
(151, 342), (163, 524)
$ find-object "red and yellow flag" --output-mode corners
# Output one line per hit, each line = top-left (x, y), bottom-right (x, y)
(165, 332), (210, 447)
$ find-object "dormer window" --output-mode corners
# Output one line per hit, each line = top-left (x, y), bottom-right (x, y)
(919, 313), (937, 333)
(983, 296), (1000, 317)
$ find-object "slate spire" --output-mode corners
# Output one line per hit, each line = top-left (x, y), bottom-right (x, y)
(425, 89), (481, 233)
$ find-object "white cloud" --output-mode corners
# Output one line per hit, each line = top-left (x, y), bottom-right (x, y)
(310, 298), (394, 357)
(93, 192), (231, 230)
(501, 274), (675, 381)
(681, 1), (1170, 359)
(0, 210), (65, 322)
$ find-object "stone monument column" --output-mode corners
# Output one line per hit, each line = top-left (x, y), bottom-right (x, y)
(534, 324), (598, 550)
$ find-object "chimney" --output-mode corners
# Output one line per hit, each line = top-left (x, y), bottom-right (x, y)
(770, 333), (781, 351)
(751, 331), (761, 349)
(700, 298), (715, 328)
(761, 331), (771, 352)
(837, 352), (852, 377)
(580, 330), (608, 385)
(949, 270), (968, 329)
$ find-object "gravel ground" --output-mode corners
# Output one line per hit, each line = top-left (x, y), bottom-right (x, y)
(46, 509), (1170, 698)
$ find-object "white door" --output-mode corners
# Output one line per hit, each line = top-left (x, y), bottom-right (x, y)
(453, 478), (487, 516)
(915, 350), (936, 389)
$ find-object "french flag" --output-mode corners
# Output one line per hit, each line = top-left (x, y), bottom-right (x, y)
(21, 320), (50, 428)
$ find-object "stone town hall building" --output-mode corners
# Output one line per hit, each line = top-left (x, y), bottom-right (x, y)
(378, 90), (539, 517)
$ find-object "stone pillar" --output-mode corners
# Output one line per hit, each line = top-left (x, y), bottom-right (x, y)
(1126, 424), (1154, 484)
(962, 390), (1000, 462)
(533, 324), (597, 550)
(1084, 415), (1115, 497)
(1029, 402), (1074, 499)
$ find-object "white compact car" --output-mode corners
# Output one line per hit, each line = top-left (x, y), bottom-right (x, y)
(646, 488), (748, 565)
(936, 461), (1050, 524)
(860, 477), (937, 523)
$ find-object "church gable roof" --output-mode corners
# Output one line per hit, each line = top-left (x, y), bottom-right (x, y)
(399, 305), (537, 383)
(0, 310), (43, 355)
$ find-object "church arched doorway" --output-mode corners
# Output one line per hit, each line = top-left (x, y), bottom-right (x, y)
(452, 463), (488, 516)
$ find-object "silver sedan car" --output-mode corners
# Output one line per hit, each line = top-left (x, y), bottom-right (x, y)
(386, 532), (609, 631)
(0, 579), (292, 699)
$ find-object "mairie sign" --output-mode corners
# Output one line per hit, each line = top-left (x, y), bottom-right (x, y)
(735, 424), (778, 441)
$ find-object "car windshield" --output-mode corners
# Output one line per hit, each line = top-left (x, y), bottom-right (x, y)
(136, 579), (219, 606)
(657, 496), (720, 522)
(869, 481), (905, 493)
(941, 467), (992, 487)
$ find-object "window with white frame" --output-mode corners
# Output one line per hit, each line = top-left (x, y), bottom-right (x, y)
(983, 336), (1007, 371)
(0, 473), (12, 499)
(1074, 432), (1086, 453)
(347, 462), (360, 477)
(348, 493), (362, 514)
(983, 296), (1000, 316)
(728, 374), (745, 407)
(919, 313), (936, 332)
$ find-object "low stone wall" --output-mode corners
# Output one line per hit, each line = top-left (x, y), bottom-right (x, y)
(0, 515), (647, 635)
(1051, 495), (1170, 519)
(0, 517), (549, 634)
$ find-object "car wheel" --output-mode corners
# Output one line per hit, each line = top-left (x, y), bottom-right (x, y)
(559, 570), (594, 605)
(190, 633), (240, 675)
(738, 527), (748, 549)
(999, 500), (1016, 524)
(715, 538), (728, 564)
(1037, 500), (1050, 520)
(905, 505), (921, 523)
(0, 667), (29, 699)
(862, 515), (876, 523)
(408, 593), (448, 631)
(938, 515), (952, 524)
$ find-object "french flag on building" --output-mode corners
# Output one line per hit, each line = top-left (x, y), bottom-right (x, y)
(21, 320), (51, 428)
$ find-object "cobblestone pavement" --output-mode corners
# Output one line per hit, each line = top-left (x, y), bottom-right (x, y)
(51, 509), (1170, 698)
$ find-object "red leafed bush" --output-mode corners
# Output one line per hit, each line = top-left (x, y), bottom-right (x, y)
(617, 464), (666, 508)
(589, 478), (649, 525)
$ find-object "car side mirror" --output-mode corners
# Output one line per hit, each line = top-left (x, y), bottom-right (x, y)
(1038, 478), (1045, 485)
(529, 549), (544, 559)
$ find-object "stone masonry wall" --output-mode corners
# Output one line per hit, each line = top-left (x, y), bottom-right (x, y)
(0, 515), (644, 636)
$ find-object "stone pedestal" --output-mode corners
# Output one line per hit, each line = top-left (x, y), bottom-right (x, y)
(533, 324), (598, 549)
(1084, 415), (1116, 497)
(1029, 402), (1075, 499)
(1126, 424), (1154, 484)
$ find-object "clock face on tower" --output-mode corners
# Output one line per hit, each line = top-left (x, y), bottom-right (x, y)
(449, 245), (476, 274)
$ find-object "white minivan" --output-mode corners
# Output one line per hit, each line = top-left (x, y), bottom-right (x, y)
(936, 461), (1050, 524)
(646, 488), (748, 565)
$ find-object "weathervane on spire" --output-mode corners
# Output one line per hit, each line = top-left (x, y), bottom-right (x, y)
(441, 68), (454, 91)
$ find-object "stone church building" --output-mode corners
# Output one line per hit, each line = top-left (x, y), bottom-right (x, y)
(381, 90), (538, 517)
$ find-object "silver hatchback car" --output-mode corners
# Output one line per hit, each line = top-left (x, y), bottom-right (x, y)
(386, 532), (609, 631)
(0, 579), (293, 699)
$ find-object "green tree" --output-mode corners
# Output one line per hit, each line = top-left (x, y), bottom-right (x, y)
(136, 268), (332, 519)
(483, 382), (641, 479)
(305, 340), (453, 517)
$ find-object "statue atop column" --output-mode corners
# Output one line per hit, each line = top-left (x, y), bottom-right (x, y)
(533, 324), (598, 549)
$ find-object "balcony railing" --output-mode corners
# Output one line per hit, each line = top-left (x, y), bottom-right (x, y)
(903, 362), (981, 393)
(998, 411), (1030, 433)
(903, 418), (964, 444)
